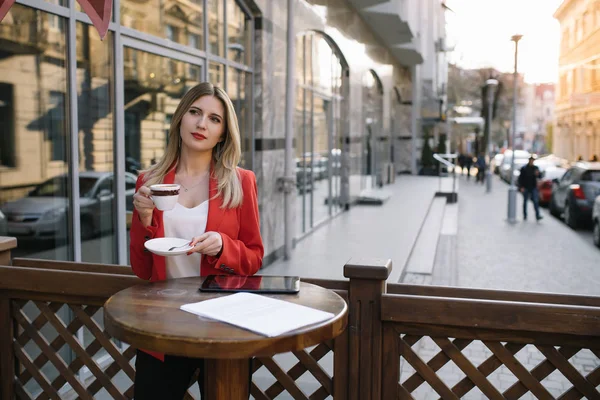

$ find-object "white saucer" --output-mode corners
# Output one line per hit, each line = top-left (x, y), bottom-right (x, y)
(144, 237), (194, 256)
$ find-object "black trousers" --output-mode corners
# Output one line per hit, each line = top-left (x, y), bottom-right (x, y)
(134, 350), (205, 399)
(134, 350), (252, 400)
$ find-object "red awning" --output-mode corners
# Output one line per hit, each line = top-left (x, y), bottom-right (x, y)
(0, 0), (112, 40)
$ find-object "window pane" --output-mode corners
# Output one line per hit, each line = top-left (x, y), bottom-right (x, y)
(313, 36), (333, 95)
(47, 0), (67, 7)
(0, 5), (71, 262)
(226, 0), (251, 65)
(227, 68), (251, 168)
(208, 0), (225, 56)
(124, 49), (202, 260)
(209, 62), (225, 87)
(294, 89), (313, 235)
(121, 0), (203, 50)
(76, 23), (117, 265)
(312, 95), (330, 224)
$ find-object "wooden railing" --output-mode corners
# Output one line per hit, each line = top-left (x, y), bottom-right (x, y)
(1, 239), (600, 399)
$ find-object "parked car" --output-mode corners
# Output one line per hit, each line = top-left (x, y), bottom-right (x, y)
(500, 150), (531, 182)
(1, 171), (137, 240)
(549, 162), (600, 229)
(537, 166), (567, 206)
(492, 153), (504, 174)
(593, 194), (600, 248)
(295, 158), (314, 193)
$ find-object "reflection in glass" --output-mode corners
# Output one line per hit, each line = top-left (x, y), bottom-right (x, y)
(312, 96), (331, 226)
(124, 48), (202, 172)
(295, 88), (307, 235)
(313, 36), (334, 95)
(208, 0), (224, 56)
(362, 71), (384, 190)
(0, 5), (71, 262)
(76, 23), (118, 264)
(226, 0), (251, 65)
(209, 62), (225, 87)
(121, 0), (203, 50)
(304, 94), (313, 233)
(294, 32), (344, 237)
(296, 35), (305, 85)
(227, 67), (251, 168)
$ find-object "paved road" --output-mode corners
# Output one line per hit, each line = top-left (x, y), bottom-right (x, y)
(548, 211), (597, 249)
(456, 174), (600, 296)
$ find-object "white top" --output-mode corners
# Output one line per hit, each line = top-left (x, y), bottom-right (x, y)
(163, 201), (209, 279)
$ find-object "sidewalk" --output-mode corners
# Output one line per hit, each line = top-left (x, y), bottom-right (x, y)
(261, 175), (444, 283)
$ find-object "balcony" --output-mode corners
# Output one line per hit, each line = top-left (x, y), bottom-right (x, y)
(347, 0), (422, 66)
(0, 23), (49, 56)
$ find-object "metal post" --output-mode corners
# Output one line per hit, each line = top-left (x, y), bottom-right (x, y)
(485, 79), (498, 193)
(410, 65), (420, 175)
(283, 0), (295, 259)
(507, 34), (522, 223)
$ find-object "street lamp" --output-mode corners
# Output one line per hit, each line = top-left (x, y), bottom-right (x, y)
(507, 34), (523, 223)
(485, 78), (498, 193)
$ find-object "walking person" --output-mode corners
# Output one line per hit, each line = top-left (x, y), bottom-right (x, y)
(130, 82), (264, 399)
(465, 154), (473, 180)
(518, 155), (543, 221)
(475, 153), (486, 184)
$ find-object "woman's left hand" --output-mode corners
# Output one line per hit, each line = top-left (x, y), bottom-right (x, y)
(188, 231), (223, 257)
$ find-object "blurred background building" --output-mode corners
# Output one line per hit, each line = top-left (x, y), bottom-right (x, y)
(553, 0), (600, 161)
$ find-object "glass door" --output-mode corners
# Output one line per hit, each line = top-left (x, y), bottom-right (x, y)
(312, 94), (331, 227)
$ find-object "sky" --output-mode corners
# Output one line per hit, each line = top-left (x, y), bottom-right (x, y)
(445, 0), (564, 84)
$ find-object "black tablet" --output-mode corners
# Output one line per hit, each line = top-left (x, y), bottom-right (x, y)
(199, 275), (300, 294)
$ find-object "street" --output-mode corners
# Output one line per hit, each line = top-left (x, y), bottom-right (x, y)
(575, 228), (596, 248)
(455, 172), (600, 296)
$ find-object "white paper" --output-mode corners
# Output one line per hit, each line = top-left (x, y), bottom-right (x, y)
(180, 292), (335, 337)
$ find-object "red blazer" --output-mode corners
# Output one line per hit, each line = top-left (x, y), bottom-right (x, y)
(130, 167), (264, 282)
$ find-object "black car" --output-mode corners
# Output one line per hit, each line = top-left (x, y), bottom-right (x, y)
(549, 162), (600, 229)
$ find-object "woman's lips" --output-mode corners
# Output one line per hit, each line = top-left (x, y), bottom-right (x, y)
(191, 132), (207, 140)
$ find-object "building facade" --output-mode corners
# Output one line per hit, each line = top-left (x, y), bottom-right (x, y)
(554, 0), (600, 161)
(0, 0), (447, 268)
(523, 83), (555, 154)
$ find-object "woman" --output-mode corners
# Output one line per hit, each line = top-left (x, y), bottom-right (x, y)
(130, 82), (263, 399)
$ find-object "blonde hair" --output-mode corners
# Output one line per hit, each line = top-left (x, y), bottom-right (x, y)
(141, 82), (243, 208)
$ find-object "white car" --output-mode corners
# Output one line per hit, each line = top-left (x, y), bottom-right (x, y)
(492, 153), (504, 174)
(593, 194), (600, 248)
(500, 150), (531, 182)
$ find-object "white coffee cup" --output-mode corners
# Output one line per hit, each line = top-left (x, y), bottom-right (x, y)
(149, 184), (180, 211)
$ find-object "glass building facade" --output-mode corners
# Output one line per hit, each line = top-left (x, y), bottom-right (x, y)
(0, 0), (254, 266)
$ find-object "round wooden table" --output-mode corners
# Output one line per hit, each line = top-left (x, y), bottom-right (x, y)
(104, 277), (348, 399)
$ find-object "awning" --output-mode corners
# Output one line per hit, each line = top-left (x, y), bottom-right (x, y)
(0, 0), (112, 39)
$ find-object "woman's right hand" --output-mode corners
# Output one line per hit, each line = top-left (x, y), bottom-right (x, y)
(133, 186), (155, 226)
